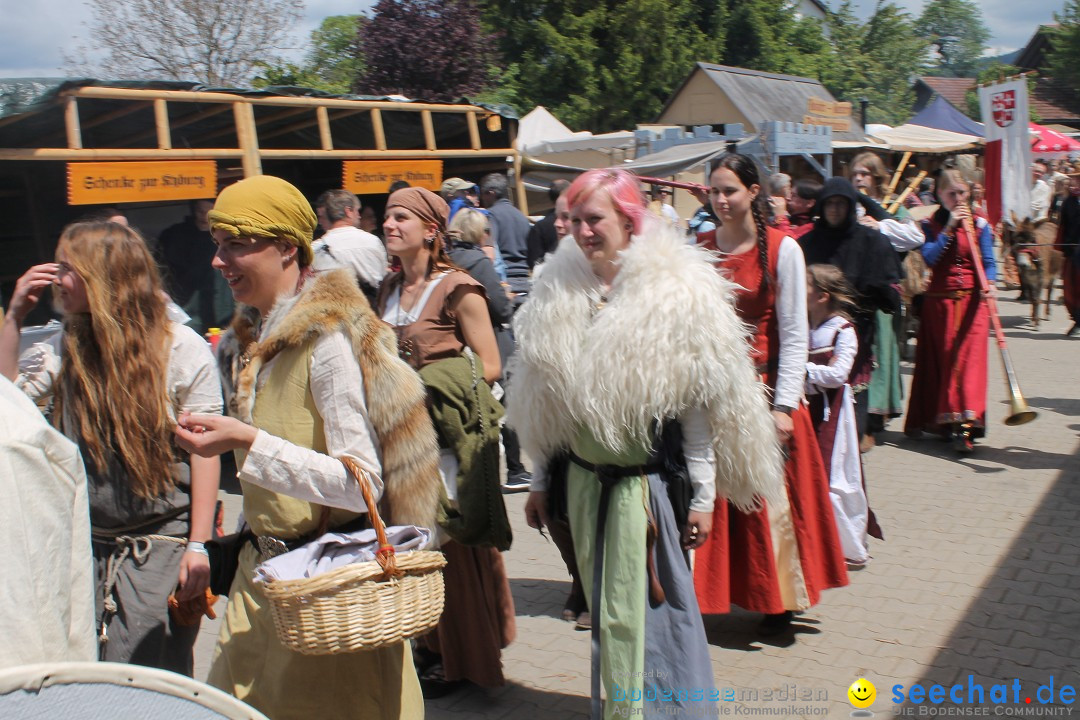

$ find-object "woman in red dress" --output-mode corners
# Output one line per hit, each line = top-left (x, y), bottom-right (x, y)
(904, 169), (995, 452)
(695, 154), (848, 634)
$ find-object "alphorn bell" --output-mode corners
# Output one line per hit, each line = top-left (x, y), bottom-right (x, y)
(960, 213), (1038, 426)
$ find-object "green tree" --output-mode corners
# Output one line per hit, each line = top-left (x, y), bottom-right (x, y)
(916, 0), (991, 78)
(484, 0), (705, 132)
(1048, 1), (1080, 93)
(253, 15), (365, 93)
(817, 1), (929, 126)
(964, 64), (1040, 122)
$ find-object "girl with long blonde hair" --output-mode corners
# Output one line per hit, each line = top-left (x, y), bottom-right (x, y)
(1, 221), (222, 674)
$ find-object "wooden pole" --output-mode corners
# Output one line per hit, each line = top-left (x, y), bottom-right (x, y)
(466, 112), (481, 151)
(884, 151), (912, 201)
(887, 170), (926, 213)
(64, 97), (82, 150)
(154, 99), (172, 150)
(421, 110), (436, 151)
(0, 147), (516, 161)
(371, 109), (387, 151)
(317, 106), (333, 151)
(232, 102), (262, 177)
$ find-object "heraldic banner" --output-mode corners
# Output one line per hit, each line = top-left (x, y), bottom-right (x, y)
(978, 78), (1032, 226)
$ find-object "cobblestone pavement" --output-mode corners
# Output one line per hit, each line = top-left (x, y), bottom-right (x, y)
(195, 291), (1080, 719)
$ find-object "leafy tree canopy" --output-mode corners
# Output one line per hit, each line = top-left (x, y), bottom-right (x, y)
(356, 0), (497, 102)
(916, 0), (991, 78)
(1047, 0), (1080, 93)
(254, 15), (366, 94)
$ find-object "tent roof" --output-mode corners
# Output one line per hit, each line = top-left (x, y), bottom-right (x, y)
(517, 105), (636, 156)
(856, 124), (981, 153)
(617, 139), (731, 177)
(908, 95), (985, 138)
(1030, 121), (1080, 156)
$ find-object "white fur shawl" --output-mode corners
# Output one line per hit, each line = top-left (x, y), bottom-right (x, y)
(507, 220), (784, 512)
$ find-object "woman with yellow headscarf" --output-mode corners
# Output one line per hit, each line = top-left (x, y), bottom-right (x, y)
(176, 175), (442, 719)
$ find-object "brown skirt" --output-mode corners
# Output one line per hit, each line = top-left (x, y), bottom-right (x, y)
(420, 540), (516, 687)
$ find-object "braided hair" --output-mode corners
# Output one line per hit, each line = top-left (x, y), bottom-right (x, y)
(713, 153), (772, 291)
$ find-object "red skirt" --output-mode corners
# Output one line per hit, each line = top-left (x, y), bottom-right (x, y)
(694, 405), (848, 614)
(904, 290), (989, 437)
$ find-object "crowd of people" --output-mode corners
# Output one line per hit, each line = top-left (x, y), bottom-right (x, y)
(0, 147), (1073, 719)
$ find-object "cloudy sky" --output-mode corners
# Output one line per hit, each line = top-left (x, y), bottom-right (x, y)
(0, 0), (1064, 78)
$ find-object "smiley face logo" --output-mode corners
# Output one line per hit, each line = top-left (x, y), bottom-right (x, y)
(848, 678), (876, 709)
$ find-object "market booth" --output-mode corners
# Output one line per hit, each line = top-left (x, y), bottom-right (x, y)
(0, 79), (520, 307)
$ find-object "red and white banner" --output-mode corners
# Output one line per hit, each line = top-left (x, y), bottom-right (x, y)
(978, 79), (1032, 226)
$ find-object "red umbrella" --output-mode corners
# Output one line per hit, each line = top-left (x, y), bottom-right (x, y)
(1030, 121), (1080, 156)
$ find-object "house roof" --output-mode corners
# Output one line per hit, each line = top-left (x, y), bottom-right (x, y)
(915, 77), (976, 111)
(659, 62), (866, 142)
(1015, 25), (1058, 71)
(1030, 77), (1080, 125)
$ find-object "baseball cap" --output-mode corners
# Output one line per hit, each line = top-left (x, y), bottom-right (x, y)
(441, 177), (476, 196)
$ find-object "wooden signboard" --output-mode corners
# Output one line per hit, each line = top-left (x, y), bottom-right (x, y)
(343, 160), (443, 194)
(802, 115), (853, 133)
(804, 97), (853, 132)
(67, 161), (217, 205)
(806, 97), (852, 118)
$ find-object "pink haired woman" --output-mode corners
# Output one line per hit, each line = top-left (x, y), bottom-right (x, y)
(509, 168), (782, 719)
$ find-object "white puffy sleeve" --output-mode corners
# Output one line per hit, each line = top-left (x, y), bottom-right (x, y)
(774, 236), (809, 409)
(806, 324), (858, 390)
(681, 406), (717, 513)
(167, 324), (223, 418)
(238, 331), (383, 513)
(878, 218), (925, 252)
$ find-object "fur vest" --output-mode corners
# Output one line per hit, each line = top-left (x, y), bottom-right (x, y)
(507, 221), (784, 512)
(223, 269), (443, 533)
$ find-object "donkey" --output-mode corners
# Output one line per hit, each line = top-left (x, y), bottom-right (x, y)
(1002, 213), (1064, 329)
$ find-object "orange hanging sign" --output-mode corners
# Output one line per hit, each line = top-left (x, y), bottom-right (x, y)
(67, 161), (217, 205)
(343, 160), (443, 194)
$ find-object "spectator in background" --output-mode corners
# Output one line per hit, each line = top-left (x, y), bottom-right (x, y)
(771, 178), (820, 239)
(1031, 160), (1051, 221)
(441, 177), (479, 221)
(767, 172), (792, 225)
(388, 179), (411, 194)
(313, 189), (388, 303)
(359, 204), (382, 239)
(480, 173), (531, 299)
(158, 198), (235, 334)
(918, 177), (937, 206)
(526, 179), (571, 269)
(647, 185), (681, 227)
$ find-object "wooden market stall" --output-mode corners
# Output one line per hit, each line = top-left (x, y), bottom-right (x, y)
(0, 79), (522, 303)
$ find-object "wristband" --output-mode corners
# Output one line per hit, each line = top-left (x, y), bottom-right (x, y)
(185, 541), (209, 556)
(773, 404), (795, 415)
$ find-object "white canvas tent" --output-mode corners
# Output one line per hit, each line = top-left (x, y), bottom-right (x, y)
(834, 123), (982, 153)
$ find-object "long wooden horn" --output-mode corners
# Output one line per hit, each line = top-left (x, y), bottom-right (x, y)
(960, 213), (1038, 426)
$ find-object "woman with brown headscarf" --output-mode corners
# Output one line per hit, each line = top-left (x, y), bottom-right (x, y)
(375, 187), (515, 697)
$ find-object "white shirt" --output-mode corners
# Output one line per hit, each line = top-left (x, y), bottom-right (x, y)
(1031, 179), (1052, 221)
(770, 236), (810, 410)
(855, 203), (925, 251)
(240, 324), (384, 514)
(0, 376), (95, 667)
(17, 321), (222, 421)
(311, 225), (388, 291)
(806, 315), (858, 392)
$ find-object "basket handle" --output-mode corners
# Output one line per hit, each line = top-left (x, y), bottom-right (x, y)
(340, 456), (403, 579)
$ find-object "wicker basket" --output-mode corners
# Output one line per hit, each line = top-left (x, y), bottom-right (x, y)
(259, 457), (446, 655)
